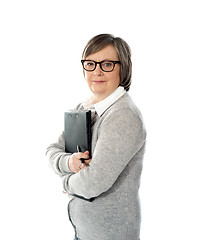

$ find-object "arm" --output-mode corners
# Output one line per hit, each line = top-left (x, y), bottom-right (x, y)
(62, 108), (146, 199)
(46, 131), (73, 176)
(46, 131), (91, 175)
(46, 103), (85, 175)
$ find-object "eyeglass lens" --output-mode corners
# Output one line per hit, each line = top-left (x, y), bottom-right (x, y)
(83, 61), (115, 72)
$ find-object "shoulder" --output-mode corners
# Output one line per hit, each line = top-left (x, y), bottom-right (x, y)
(102, 93), (144, 124)
(98, 93), (146, 136)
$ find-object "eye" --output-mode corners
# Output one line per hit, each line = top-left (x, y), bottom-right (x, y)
(86, 61), (95, 66)
(103, 62), (112, 67)
(83, 60), (96, 71)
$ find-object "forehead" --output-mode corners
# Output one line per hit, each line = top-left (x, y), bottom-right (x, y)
(86, 45), (119, 61)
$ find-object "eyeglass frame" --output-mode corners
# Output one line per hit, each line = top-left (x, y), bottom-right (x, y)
(81, 60), (121, 72)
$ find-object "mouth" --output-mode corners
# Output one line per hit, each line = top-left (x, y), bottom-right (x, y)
(93, 80), (106, 83)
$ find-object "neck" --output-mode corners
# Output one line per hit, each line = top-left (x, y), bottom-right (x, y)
(93, 94), (108, 104)
(92, 87), (121, 104)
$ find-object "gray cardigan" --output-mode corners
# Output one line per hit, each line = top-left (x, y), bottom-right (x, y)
(46, 93), (146, 240)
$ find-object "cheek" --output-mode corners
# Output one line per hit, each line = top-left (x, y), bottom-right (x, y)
(84, 72), (93, 84)
(110, 71), (120, 84)
(84, 71), (89, 80)
(116, 69), (121, 84)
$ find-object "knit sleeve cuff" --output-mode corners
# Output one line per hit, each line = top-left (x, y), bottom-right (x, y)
(59, 154), (72, 173)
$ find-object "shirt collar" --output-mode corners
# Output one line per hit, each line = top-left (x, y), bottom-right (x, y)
(82, 86), (126, 116)
(94, 86), (126, 116)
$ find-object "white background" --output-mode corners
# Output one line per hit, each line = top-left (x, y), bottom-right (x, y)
(0, 0), (200, 239)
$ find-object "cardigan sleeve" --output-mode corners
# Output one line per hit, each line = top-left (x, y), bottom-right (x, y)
(62, 108), (146, 199)
(46, 131), (73, 175)
(46, 103), (84, 176)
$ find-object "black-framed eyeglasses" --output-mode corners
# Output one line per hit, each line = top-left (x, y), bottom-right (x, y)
(81, 60), (120, 72)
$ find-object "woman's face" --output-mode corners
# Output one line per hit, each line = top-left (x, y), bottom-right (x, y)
(84, 45), (120, 103)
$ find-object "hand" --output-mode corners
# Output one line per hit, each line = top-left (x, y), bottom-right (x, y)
(68, 151), (91, 173)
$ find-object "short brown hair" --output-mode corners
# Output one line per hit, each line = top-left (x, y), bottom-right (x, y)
(82, 34), (132, 91)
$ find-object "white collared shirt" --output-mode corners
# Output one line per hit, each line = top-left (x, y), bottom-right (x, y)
(82, 86), (126, 117)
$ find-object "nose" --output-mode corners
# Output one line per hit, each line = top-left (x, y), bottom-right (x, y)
(93, 63), (103, 76)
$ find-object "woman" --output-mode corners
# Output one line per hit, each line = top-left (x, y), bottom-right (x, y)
(46, 34), (146, 240)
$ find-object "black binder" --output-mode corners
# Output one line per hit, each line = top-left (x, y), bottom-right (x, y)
(64, 110), (95, 202)
(64, 110), (92, 158)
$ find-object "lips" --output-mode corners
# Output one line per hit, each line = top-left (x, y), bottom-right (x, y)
(93, 80), (105, 83)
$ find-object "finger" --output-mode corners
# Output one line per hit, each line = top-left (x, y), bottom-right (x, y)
(76, 164), (85, 173)
(84, 159), (91, 164)
(84, 159), (91, 167)
(74, 166), (82, 173)
(76, 152), (90, 160)
(79, 163), (84, 168)
(84, 151), (89, 155)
